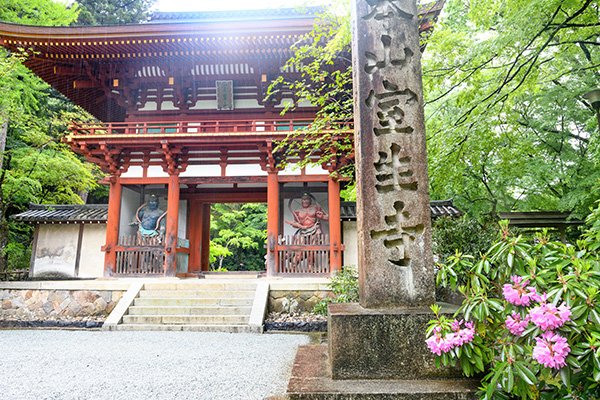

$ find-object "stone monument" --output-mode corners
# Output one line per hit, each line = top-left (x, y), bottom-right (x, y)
(284, 1), (478, 398)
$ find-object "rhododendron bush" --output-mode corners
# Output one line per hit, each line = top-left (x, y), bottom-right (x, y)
(427, 206), (600, 399)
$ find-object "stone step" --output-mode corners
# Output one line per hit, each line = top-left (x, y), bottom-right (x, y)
(138, 290), (256, 299)
(127, 305), (252, 316)
(142, 282), (257, 291)
(122, 314), (250, 325)
(133, 297), (253, 307)
(113, 324), (262, 333)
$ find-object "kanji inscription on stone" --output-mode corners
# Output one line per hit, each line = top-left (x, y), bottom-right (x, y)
(351, 0), (434, 308)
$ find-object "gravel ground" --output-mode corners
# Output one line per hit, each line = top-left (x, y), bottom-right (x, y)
(0, 330), (310, 400)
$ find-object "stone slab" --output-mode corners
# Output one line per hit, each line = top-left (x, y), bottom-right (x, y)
(249, 281), (269, 332)
(328, 303), (462, 380)
(287, 345), (478, 400)
(351, 0), (435, 308)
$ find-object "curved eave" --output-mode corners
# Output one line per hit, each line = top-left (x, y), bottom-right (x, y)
(0, 17), (316, 41)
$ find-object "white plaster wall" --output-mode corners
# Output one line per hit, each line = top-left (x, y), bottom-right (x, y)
(305, 164), (327, 175)
(33, 225), (79, 277)
(279, 163), (302, 176)
(178, 200), (187, 239)
(138, 101), (157, 111)
(234, 99), (262, 109)
(120, 186), (140, 237)
(179, 165), (221, 177)
(226, 164), (267, 176)
(189, 100), (218, 110)
(146, 166), (169, 178)
(78, 224), (106, 278)
(342, 221), (358, 267)
(121, 165), (144, 178)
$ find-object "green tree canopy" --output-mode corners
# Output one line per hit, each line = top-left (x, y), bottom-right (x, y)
(423, 0), (600, 218)
(74, 0), (156, 25)
(0, 0), (100, 271)
(272, 0), (600, 220)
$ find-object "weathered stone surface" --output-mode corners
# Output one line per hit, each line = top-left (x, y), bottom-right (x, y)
(352, 0), (434, 308)
(0, 289), (124, 324)
(269, 290), (332, 313)
(287, 345), (478, 400)
(328, 303), (462, 380)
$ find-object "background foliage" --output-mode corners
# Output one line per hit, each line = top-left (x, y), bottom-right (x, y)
(209, 203), (267, 271)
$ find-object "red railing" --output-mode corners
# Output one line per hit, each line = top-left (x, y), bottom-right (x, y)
(276, 234), (330, 275)
(70, 119), (353, 136)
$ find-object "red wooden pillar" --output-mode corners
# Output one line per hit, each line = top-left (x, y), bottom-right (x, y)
(328, 176), (342, 273)
(103, 176), (122, 277)
(200, 203), (211, 272)
(164, 173), (180, 276)
(266, 171), (279, 275)
(187, 200), (201, 273)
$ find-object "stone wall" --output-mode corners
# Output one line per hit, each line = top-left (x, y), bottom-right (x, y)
(0, 289), (123, 327)
(269, 290), (332, 313)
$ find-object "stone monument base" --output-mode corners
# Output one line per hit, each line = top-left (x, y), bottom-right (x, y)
(328, 303), (464, 380)
(284, 303), (478, 399)
(287, 345), (478, 400)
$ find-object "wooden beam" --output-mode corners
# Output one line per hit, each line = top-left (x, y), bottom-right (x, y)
(163, 174), (179, 276)
(328, 177), (342, 273)
(180, 176), (267, 185)
(181, 191), (266, 203)
(103, 176), (122, 276)
(187, 200), (201, 273)
(266, 171), (279, 275)
(200, 203), (211, 272)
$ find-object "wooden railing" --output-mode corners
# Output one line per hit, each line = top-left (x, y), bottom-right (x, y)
(277, 234), (330, 275)
(69, 119), (353, 136)
(115, 235), (164, 275)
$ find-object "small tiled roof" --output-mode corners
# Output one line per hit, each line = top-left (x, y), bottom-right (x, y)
(11, 204), (108, 224)
(498, 212), (583, 228)
(341, 200), (462, 221)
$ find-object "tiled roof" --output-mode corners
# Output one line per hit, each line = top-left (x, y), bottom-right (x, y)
(150, 7), (322, 23)
(14, 198), (462, 224)
(11, 204), (108, 224)
(341, 200), (462, 221)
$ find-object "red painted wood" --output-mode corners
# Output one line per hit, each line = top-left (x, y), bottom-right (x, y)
(103, 176), (122, 277)
(187, 200), (201, 273)
(328, 177), (342, 272)
(266, 171), (279, 275)
(164, 174), (180, 276)
(70, 119), (352, 136)
(181, 191), (266, 203)
(200, 203), (211, 272)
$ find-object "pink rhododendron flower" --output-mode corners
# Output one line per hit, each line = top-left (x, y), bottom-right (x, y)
(425, 331), (446, 356)
(533, 331), (570, 369)
(505, 312), (529, 336)
(502, 276), (538, 306)
(529, 300), (571, 331)
(426, 320), (475, 356)
(454, 323), (475, 346)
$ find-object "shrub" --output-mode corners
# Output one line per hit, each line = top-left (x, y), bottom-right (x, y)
(427, 207), (600, 399)
(313, 266), (358, 315)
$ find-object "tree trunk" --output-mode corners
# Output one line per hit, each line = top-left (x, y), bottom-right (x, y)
(0, 118), (9, 272)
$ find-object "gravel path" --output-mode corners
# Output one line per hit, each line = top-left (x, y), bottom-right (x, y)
(0, 330), (310, 400)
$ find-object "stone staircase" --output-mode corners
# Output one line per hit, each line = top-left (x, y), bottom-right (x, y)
(114, 281), (261, 332)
